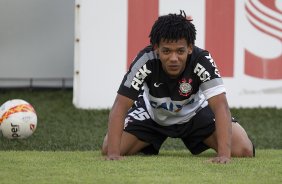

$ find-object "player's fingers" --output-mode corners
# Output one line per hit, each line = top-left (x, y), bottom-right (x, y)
(206, 156), (231, 164)
(205, 157), (218, 163)
(105, 155), (124, 161)
(219, 159), (231, 164)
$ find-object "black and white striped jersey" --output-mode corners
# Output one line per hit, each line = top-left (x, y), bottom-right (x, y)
(118, 45), (225, 126)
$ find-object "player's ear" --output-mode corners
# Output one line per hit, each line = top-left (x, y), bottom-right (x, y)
(153, 44), (158, 50)
(188, 44), (193, 54)
(153, 44), (159, 54)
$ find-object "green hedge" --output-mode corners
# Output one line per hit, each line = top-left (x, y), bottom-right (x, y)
(0, 89), (281, 150)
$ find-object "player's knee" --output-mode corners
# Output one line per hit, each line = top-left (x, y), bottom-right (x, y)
(241, 145), (254, 157)
(231, 123), (255, 157)
(233, 142), (254, 157)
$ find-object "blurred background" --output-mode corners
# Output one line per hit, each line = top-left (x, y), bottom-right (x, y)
(0, 0), (74, 88)
(0, 0), (281, 108)
(0, 0), (281, 151)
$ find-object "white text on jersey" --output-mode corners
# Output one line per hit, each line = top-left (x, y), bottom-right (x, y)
(131, 64), (152, 90)
(194, 63), (211, 82)
(205, 54), (221, 77)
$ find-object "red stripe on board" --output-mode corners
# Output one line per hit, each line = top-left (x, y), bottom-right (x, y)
(246, 16), (282, 41)
(259, 0), (279, 12)
(205, 0), (235, 77)
(245, 50), (282, 79)
(245, 2), (282, 32)
(248, 0), (282, 23)
(127, 0), (159, 69)
(245, 0), (282, 41)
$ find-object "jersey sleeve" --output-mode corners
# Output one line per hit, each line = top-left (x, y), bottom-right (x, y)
(117, 47), (154, 100)
(193, 51), (226, 99)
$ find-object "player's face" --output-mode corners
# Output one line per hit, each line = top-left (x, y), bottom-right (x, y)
(156, 38), (192, 78)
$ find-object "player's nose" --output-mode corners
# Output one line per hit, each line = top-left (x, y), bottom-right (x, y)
(169, 52), (178, 62)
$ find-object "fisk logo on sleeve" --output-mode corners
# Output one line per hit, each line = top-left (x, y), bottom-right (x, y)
(131, 64), (151, 90)
(194, 63), (211, 82)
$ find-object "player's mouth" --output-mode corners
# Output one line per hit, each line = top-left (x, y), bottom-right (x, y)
(168, 65), (180, 71)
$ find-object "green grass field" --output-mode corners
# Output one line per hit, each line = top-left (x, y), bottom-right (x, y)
(0, 150), (281, 184)
(0, 89), (281, 183)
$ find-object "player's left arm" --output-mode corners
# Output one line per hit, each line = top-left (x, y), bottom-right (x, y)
(208, 93), (232, 163)
(196, 51), (232, 163)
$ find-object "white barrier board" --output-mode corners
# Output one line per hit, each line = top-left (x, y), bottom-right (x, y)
(73, 0), (282, 109)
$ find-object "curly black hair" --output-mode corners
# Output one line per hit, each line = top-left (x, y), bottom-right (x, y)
(149, 10), (196, 46)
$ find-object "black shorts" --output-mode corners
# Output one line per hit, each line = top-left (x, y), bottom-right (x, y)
(124, 99), (236, 155)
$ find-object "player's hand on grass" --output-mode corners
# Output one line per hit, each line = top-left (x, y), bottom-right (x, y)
(105, 154), (124, 161)
(207, 156), (231, 164)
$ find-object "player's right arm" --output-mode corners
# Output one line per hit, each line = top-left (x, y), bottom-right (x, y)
(106, 94), (134, 160)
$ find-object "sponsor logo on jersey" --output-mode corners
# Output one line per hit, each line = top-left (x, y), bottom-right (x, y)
(150, 98), (195, 112)
(178, 78), (193, 96)
(131, 64), (151, 90)
(194, 63), (211, 82)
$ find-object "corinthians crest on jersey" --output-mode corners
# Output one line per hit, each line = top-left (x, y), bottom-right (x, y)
(178, 78), (193, 96)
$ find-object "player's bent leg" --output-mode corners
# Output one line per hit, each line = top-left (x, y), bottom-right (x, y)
(120, 131), (150, 155)
(202, 131), (217, 152)
(203, 123), (254, 157)
(230, 123), (254, 157)
(101, 131), (150, 156)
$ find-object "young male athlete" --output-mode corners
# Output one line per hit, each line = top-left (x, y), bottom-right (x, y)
(102, 11), (254, 163)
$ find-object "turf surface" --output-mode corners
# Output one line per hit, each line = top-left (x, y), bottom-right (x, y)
(0, 150), (281, 184)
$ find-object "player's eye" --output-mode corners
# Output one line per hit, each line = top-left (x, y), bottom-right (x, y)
(177, 49), (185, 55)
(162, 49), (170, 55)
